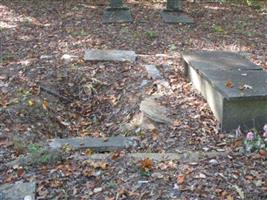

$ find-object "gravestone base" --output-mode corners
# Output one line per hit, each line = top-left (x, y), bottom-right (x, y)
(161, 10), (194, 24)
(103, 7), (133, 23)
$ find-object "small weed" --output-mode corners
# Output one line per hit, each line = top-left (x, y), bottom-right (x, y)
(29, 149), (62, 165)
(27, 143), (43, 154)
(169, 44), (177, 51)
(212, 25), (226, 34)
(70, 29), (87, 37)
(120, 27), (129, 34)
(145, 31), (157, 40)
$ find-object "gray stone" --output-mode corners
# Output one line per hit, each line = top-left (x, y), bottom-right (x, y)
(103, 8), (133, 24)
(76, 151), (225, 162)
(161, 11), (194, 24)
(49, 136), (133, 152)
(182, 50), (267, 131)
(167, 0), (182, 11)
(140, 98), (172, 124)
(182, 50), (262, 72)
(84, 49), (137, 62)
(144, 64), (162, 80)
(0, 182), (36, 200)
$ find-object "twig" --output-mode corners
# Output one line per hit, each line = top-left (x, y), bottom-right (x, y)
(40, 85), (72, 103)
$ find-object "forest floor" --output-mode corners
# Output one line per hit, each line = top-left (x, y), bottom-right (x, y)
(0, 0), (267, 199)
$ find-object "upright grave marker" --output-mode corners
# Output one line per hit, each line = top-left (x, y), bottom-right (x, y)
(103, 0), (133, 23)
(161, 0), (194, 24)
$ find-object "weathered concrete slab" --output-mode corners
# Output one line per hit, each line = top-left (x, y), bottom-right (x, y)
(140, 98), (172, 124)
(144, 64), (162, 80)
(161, 11), (194, 24)
(182, 50), (267, 131)
(84, 49), (137, 62)
(200, 70), (267, 100)
(183, 50), (261, 73)
(49, 136), (133, 152)
(0, 182), (36, 200)
(103, 8), (133, 23)
(76, 151), (226, 162)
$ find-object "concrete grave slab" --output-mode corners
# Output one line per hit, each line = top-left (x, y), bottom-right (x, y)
(183, 50), (261, 73)
(84, 49), (137, 62)
(140, 98), (172, 124)
(75, 151), (226, 163)
(182, 50), (267, 131)
(0, 182), (36, 200)
(161, 11), (194, 24)
(49, 136), (133, 152)
(144, 64), (162, 80)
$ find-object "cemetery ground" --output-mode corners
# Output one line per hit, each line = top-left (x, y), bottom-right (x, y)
(0, 0), (267, 199)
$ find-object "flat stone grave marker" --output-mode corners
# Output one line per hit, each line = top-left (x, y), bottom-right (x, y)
(0, 182), (36, 200)
(102, 0), (133, 23)
(183, 50), (262, 73)
(84, 49), (137, 62)
(182, 50), (267, 131)
(161, 0), (194, 24)
(49, 136), (133, 152)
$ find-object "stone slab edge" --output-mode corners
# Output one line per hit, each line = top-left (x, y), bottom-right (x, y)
(84, 49), (137, 62)
(78, 151), (227, 162)
(182, 52), (267, 101)
(48, 136), (133, 152)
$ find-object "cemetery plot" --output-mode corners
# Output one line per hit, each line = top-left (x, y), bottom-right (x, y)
(183, 50), (267, 131)
(1, 0), (266, 199)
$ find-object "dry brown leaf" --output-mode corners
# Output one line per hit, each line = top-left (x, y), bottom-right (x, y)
(140, 158), (153, 171)
(177, 175), (185, 184)
(111, 151), (121, 160)
(17, 167), (25, 177)
(42, 99), (49, 110)
(151, 129), (158, 141)
(50, 179), (64, 188)
(85, 148), (94, 156)
(227, 194), (234, 200)
(225, 80), (234, 88)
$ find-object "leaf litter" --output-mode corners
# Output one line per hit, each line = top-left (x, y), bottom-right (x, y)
(0, 0), (266, 199)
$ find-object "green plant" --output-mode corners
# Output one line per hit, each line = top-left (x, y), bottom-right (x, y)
(27, 143), (43, 154)
(145, 31), (157, 40)
(169, 44), (177, 51)
(212, 25), (226, 34)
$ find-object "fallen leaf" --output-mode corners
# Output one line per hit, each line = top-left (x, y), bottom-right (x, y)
(50, 179), (64, 188)
(140, 158), (153, 171)
(177, 175), (185, 184)
(245, 175), (254, 180)
(42, 99), (49, 110)
(151, 129), (158, 141)
(85, 148), (94, 156)
(227, 194), (234, 200)
(111, 151), (121, 160)
(233, 184), (245, 199)
(28, 99), (35, 107)
(17, 167), (25, 177)
(225, 80), (234, 88)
